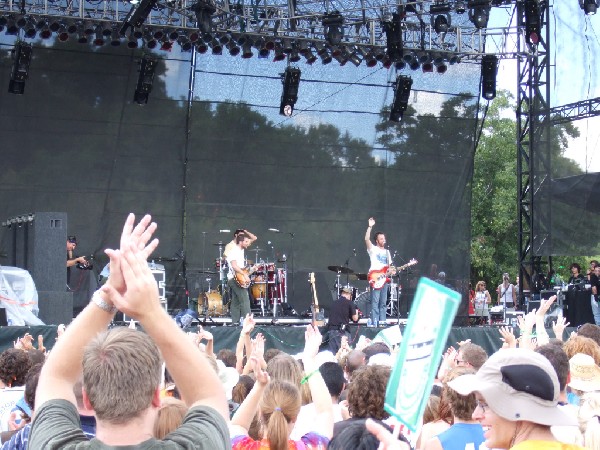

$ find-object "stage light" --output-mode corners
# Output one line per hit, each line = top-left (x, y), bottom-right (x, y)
(66, 22), (78, 35)
(434, 58), (447, 73)
(128, 31), (139, 48)
(422, 61), (434, 72)
(580, 0), (598, 14)
(209, 38), (222, 54)
(133, 55), (156, 105)
(49, 20), (61, 33)
(111, 27), (122, 46)
(480, 54), (497, 100)
(455, 0), (466, 13)
(227, 40), (240, 55)
(196, 41), (209, 53)
(121, 0), (158, 36)
(144, 29), (157, 48)
(382, 12), (403, 62)
(389, 75), (412, 122)
(317, 45), (332, 64)
(179, 38), (192, 52)
(432, 13), (451, 33)
(16, 16), (27, 29)
(188, 31), (200, 43)
(298, 41), (310, 54)
(6, 20), (19, 35)
(395, 60), (406, 70)
(282, 39), (293, 54)
(39, 25), (52, 39)
(364, 51), (377, 67)
(524, 0), (541, 45)
(83, 20), (95, 36)
(289, 49), (301, 62)
(303, 50), (317, 64)
(24, 20), (37, 39)
(279, 67), (301, 117)
(193, 0), (216, 34)
(168, 29), (179, 41)
(273, 46), (286, 62)
(468, 0), (491, 28)
(8, 41), (32, 95)
(93, 25), (105, 46)
(322, 11), (344, 45)
(57, 25), (69, 42)
(241, 42), (253, 58)
(348, 50), (362, 66)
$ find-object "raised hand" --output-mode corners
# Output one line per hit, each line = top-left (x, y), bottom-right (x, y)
(304, 324), (323, 360)
(552, 316), (570, 341)
(241, 313), (255, 335)
(368, 217), (375, 228)
(499, 326), (517, 348)
(105, 213), (158, 296)
(536, 296), (556, 317)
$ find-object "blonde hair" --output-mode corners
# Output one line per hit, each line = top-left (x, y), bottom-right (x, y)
(83, 327), (161, 424)
(260, 380), (301, 450)
(564, 336), (600, 365)
(154, 397), (187, 439)
(579, 392), (600, 449)
(267, 354), (312, 405)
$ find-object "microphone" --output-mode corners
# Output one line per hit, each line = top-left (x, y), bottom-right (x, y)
(219, 229), (231, 233)
(353, 248), (357, 256)
(268, 228), (281, 233)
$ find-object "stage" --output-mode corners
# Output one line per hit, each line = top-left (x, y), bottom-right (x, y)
(0, 322), (570, 356)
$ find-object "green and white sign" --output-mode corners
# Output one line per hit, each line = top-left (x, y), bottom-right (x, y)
(384, 277), (461, 431)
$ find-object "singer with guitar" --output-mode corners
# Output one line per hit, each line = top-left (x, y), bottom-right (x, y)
(365, 217), (395, 326)
(226, 232), (254, 325)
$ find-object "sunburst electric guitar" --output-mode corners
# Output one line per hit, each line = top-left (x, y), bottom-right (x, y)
(234, 264), (261, 288)
(368, 259), (418, 289)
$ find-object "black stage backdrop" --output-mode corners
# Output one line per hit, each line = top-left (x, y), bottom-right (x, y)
(0, 37), (480, 322)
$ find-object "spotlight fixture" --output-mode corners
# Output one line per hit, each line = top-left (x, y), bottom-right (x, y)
(120, 0), (159, 36)
(347, 50), (362, 66)
(580, 0), (598, 14)
(289, 49), (301, 62)
(57, 25), (70, 42)
(432, 13), (451, 33)
(430, 1), (451, 13)
(468, 0), (491, 28)
(364, 51), (377, 67)
(133, 55), (156, 105)
(304, 50), (317, 64)
(455, 0), (467, 13)
(382, 12), (403, 62)
(389, 75), (412, 122)
(111, 27), (122, 46)
(279, 67), (301, 117)
(193, 0), (216, 34)
(227, 40), (240, 56)
(241, 42), (253, 58)
(273, 46), (286, 62)
(8, 41), (32, 95)
(524, 0), (541, 45)
(179, 37), (192, 52)
(322, 11), (344, 45)
(93, 25), (105, 46)
(480, 54), (497, 100)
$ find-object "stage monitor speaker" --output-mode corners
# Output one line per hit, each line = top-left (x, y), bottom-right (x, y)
(290, 271), (331, 315)
(7, 212), (67, 292)
(38, 291), (73, 325)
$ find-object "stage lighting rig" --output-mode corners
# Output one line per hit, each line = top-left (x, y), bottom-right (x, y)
(523, 0), (541, 45)
(193, 0), (216, 34)
(133, 55), (157, 105)
(322, 12), (344, 46)
(480, 54), (497, 100)
(8, 41), (32, 95)
(389, 75), (412, 122)
(382, 12), (403, 62)
(120, 0), (159, 36)
(279, 67), (301, 117)
(579, 0), (598, 15)
(468, 0), (491, 29)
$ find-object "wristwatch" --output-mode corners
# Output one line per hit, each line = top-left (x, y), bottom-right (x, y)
(91, 291), (117, 314)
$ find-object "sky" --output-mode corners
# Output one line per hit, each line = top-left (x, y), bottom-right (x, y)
(490, 2), (600, 173)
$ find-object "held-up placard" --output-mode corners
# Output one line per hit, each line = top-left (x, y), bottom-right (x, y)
(384, 277), (461, 431)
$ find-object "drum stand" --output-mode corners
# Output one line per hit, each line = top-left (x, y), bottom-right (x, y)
(387, 281), (400, 317)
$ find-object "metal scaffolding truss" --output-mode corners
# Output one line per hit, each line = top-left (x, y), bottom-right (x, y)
(549, 97), (600, 126)
(516, 0), (551, 297)
(0, 0), (534, 60)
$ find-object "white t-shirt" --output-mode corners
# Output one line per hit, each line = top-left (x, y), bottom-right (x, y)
(498, 283), (515, 305)
(368, 246), (391, 271)
(226, 244), (245, 280)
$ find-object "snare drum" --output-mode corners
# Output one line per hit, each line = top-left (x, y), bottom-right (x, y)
(198, 290), (224, 316)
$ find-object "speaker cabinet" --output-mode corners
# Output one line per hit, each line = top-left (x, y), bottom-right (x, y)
(38, 291), (73, 325)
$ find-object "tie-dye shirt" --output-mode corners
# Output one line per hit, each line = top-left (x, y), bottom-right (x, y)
(231, 432), (329, 450)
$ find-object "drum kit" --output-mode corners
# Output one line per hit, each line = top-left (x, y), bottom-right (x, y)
(197, 242), (287, 318)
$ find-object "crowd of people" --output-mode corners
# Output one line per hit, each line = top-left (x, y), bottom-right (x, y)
(1, 214), (599, 449)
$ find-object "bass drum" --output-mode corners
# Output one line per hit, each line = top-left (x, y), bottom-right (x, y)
(198, 290), (224, 316)
(251, 275), (268, 300)
(354, 290), (371, 318)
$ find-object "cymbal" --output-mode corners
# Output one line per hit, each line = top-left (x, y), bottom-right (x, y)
(213, 242), (225, 246)
(250, 247), (264, 252)
(351, 273), (368, 281)
(153, 257), (178, 262)
(328, 265), (354, 274)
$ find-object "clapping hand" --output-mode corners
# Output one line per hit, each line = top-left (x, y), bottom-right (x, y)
(552, 316), (570, 341)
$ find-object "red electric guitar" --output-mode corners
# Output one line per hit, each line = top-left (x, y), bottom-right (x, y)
(368, 259), (418, 289)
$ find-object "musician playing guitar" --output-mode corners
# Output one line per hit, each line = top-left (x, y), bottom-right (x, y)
(226, 232), (254, 325)
(365, 217), (395, 326)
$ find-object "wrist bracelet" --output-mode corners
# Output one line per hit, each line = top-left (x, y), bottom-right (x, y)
(91, 291), (117, 315)
(301, 368), (320, 385)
